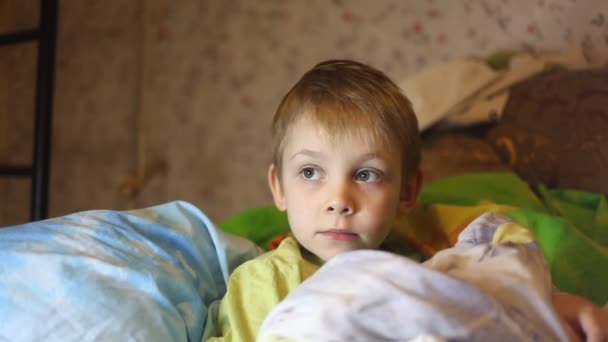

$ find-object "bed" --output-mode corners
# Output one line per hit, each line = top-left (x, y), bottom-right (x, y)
(0, 59), (607, 340)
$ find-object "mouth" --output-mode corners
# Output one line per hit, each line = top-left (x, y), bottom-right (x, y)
(318, 229), (359, 241)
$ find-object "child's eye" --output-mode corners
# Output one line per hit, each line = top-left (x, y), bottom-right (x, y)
(300, 167), (321, 180)
(355, 170), (380, 183)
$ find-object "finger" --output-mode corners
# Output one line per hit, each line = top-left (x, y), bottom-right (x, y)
(561, 319), (582, 342)
(579, 308), (603, 342)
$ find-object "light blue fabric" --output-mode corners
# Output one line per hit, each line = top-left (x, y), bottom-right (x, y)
(0, 201), (262, 342)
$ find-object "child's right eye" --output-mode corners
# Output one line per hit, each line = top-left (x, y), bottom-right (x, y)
(301, 167), (321, 180)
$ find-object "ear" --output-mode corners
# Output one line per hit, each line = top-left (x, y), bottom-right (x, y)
(398, 169), (423, 212)
(268, 163), (287, 211)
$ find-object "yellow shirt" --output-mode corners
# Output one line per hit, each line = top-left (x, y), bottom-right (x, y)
(207, 237), (320, 342)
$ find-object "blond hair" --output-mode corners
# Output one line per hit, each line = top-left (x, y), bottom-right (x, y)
(271, 59), (420, 179)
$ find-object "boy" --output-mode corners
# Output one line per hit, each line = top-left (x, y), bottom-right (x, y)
(208, 60), (606, 341)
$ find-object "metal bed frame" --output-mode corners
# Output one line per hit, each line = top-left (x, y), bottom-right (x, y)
(0, 0), (57, 221)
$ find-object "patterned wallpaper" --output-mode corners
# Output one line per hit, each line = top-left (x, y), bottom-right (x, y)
(1, 0), (607, 225)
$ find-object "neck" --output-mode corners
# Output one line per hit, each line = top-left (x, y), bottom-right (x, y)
(299, 244), (324, 266)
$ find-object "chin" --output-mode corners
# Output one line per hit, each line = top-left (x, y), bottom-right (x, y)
(321, 247), (359, 261)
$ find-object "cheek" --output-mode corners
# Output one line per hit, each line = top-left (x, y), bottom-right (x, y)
(284, 186), (316, 217)
(364, 183), (400, 203)
(364, 188), (401, 222)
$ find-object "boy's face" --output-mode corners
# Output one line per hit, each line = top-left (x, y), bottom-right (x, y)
(268, 119), (421, 262)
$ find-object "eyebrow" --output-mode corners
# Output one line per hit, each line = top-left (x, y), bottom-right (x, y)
(289, 150), (387, 163)
(358, 152), (386, 161)
(289, 149), (324, 161)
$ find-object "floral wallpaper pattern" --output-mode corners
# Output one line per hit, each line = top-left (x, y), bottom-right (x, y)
(1, 0), (607, 225)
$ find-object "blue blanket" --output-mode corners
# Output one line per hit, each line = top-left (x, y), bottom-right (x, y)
(0, 201), (261, 341)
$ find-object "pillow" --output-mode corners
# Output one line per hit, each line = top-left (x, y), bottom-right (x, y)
(0, 201), (262, 341)
(488, 68), (608, 195)
(421, 131), (510, 183)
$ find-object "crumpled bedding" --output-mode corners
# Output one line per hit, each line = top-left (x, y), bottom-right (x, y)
(258, 212), (570, 342)
(1, 172), (605, 341)
(221, 172), (608, 306)
(399, 48), (597, 130)
(0, 200), (262, 342)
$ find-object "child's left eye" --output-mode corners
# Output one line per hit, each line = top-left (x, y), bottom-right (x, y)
(356, 170), (380, 183)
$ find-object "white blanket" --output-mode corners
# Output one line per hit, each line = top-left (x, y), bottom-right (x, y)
(258, 212), (569, 341)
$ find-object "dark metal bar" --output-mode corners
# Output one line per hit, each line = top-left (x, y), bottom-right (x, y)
(0, 29), (39, 46)
(30, 0), (58, 221)
(0, 165), (33, 177)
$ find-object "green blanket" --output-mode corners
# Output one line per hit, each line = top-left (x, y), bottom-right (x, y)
(221, 172), (608, 305)
(421, 173), (608, 305)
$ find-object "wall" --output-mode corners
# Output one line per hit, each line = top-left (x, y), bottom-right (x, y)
(1, 0), (607, 225)
(0, 0), (38, 224)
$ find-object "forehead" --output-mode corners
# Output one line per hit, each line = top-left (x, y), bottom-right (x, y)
(282, 117), (399, 158)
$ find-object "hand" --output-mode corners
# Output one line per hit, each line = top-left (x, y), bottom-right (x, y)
(552, 292), (608, 342)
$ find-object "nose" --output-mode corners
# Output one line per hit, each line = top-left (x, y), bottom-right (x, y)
(327, 201), (353, 215)
(326, 182), (355, 216)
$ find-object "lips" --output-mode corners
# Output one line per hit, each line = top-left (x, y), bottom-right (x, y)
(318, 229), (359, 241)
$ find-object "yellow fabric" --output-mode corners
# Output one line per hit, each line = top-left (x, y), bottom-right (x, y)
(392, 202), (515, 258)
(492, 222), (535, 245)
(208, 237), (320, 342)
